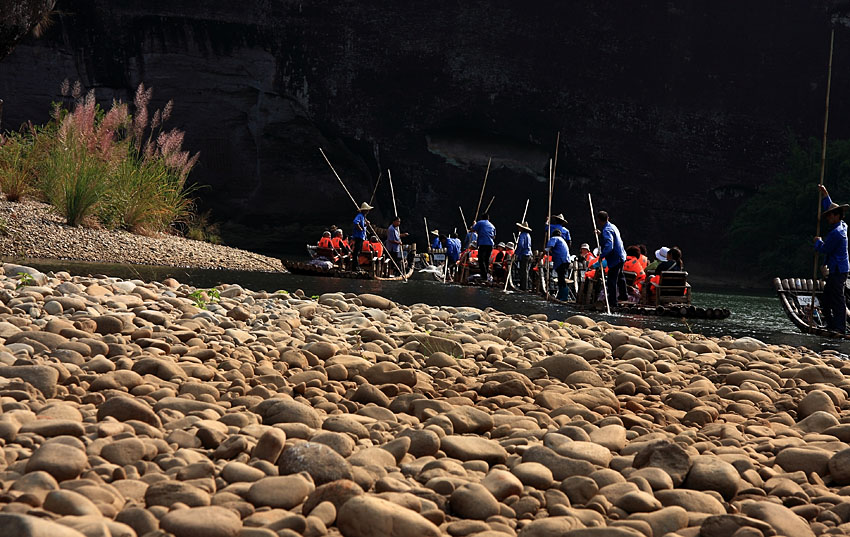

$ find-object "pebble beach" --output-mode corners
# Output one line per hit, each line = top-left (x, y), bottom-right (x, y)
(0, 200), (284, 272)
(0, 263), (846, 537)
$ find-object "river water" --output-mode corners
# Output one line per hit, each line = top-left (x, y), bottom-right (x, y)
(12, 258), (850, 353)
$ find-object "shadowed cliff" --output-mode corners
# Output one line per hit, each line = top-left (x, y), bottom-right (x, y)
(0, 1), (848, 279)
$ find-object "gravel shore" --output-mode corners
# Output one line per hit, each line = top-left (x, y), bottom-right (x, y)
(0, 199), (284, 272)
(0, 264), (846, 537)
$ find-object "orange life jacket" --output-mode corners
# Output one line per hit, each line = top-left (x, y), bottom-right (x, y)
(331, 237), (346, 250)
(318, 237), (333, 249)
(639, 254), (649, 271)
(370, 241), (383, 258)
(623, 256), (645, 277)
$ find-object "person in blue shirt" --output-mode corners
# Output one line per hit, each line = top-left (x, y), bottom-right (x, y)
(350, 202), (372, 271)
(596, 210), (627, 308)
(430, 230), (443, 250)
(546, 229), (570, 299)
(814, 185), (850, 333)
(515, 221), (533, 290)
(446, 232), (462, 277)
(471, 213), (496, 280)
(463, 229), (478, 249)
(546, 214), (572, 248)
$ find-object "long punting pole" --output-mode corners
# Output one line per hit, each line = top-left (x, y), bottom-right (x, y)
(368, 171), (383, 207)
(588, 193), (612, 315)
(473, 157), (492, 223)
(318, 148), (407, 281)
(810, 28), (835, 323)
(484, 195), (496, 214)
(545, 159), (553, 297)
(425, 216), (440, 282)
(459, 206), (469, 232)
(388, 169), (406, 276)
(504, 198), (531, 292)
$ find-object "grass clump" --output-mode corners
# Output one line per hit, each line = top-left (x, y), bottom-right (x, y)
(1, 81), (204, 236)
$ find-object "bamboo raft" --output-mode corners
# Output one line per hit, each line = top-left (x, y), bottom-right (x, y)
(282, 259), (414, 281)
(774, 277), (850, 339)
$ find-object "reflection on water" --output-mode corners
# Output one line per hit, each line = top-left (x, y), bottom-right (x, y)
(13, 258), (850, 353)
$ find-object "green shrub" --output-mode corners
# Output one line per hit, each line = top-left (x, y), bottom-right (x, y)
(0, 131), (36, 202)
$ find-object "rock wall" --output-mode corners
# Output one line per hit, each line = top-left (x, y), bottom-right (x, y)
(0, 0), (847, 272)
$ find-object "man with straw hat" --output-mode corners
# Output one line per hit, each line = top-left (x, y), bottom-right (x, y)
(350, 202), (373, 271)
(515, 221), (533, 291)
(814, 185), (850, 333)
(546, 214), (572, 247)
(430, 229), (442, 251)
(471, 212), (496, 280)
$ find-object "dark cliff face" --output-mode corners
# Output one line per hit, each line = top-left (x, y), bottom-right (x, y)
(0, 1), (846, 273)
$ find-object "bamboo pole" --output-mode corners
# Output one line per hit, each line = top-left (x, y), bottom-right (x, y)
(473, 157), (492, 223)
(318, 148), (407, 281)
(504, 198), (531, 292)
(589, 193), (612, 315)
(459, 206), (469, 232)
(368, 171), (383, 207)
(484, 195), (496, 215)
(388, 169), (406, 277)
(545, 159), (553, 297)
(810, 28), (835, 324)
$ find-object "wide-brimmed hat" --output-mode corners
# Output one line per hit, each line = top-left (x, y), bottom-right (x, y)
(580, 243), (590, 250)
(824, 201), (850, 216)
(497, 242), (506, 248)
(507, 242), (515, 249)
(516, 221), (532, 232)
(552, 213), (568, 224)
(359, 202), (373, 211)
(430, 229), (439, 236)
(655, 246), (669, 262)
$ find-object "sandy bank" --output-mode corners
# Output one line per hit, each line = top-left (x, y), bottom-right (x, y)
(0, 199), (283, 272)
(0, 265), (845, 537)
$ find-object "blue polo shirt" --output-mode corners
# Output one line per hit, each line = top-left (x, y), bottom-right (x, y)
(446, 238), (462, 262)
(546, 236), (570, 267)
(816, 195), (850, 274)
(599, 221), (626, 266)
(431, 237), (442, 249)
(546, 224), (570, 242)
(516, 232), (532, 257)
(352, 213), (367, 240)
(472, 220), (496, 246)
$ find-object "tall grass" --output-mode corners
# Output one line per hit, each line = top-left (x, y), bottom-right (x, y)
(0, 131), (37, 202)
(0, 81), (201, 234)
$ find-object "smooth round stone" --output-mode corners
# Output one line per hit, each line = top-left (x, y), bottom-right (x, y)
(247, 475), (315, 509)
(278, 442), (354, 485)
(145, 481), (211, 507)
(253, 428), (286, 463)
(43, 489), (101, 516)
(222, 461), (266, 483)
(337, 495), (440, 537)
(160, 506), (241, 537)
(100, 437), (147, 466)
(0, 513), (87, 537)
(511, 462), (554, 489)
(449, 483), (500, 520)
(26, 443), (87, 481)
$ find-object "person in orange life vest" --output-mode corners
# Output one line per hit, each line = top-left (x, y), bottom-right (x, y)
(369, 235), (384, 258)
(318, 231), (333, 249)
(637, 244), (649, 271)
(492, 243), (507, 279)
(503, 242), (515, 271)
(623, 245), (646, 291)
(584, 248), (608, 280)
(331, 230), (349, 253)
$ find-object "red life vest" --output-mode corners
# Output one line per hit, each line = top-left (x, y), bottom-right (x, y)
(370, 241), (384, 258)
(318, 237), (333, 249)
(331, 237), (345, 250)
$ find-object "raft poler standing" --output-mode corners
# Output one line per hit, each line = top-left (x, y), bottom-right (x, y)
(546, 214), (572, 248)
(515, 221), (533, 291)
(430, 230), (443, 250)
(546, 229), (570, 299)
(814, 185), (850, 334)
(596, 210), (627, 308)
(350, 202), (372, 271)
(386, 216), (408, 276)
(471, 212), (496, 280)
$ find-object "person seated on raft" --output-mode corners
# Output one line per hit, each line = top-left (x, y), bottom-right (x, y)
(646, 246), (668, 273)
(623, 245), (646, 301)
(647, 246), (686, 299)
(318, 231), (333, 249)
(584, 248), (608, 280)
(492, 243), (507, 280)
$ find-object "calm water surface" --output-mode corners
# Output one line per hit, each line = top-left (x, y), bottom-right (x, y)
(15, 258), (850, 353)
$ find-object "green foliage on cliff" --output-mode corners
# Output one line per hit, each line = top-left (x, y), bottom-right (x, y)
(727, 137), (850, 278)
